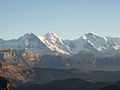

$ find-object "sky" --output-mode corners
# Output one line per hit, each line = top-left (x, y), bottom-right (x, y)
(0, 0), (120, 39)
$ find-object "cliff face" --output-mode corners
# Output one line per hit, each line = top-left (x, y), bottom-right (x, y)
(0, 77), (14, 90)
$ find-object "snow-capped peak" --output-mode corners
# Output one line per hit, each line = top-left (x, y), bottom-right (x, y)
(19, 33), (39, 39)
(1, 32), (120, 56)
(82, 32), (108, 50)
(45, 32), (58, 39)
(42, 32), (70, 55)
(18, 33), (41, 47)
(84, 32), (100, 38)
(44, 32), (59, 45)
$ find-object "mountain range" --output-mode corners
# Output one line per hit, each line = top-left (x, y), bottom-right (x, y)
(1, 32), (120, 89)
(1, 32), (120, 56)
(1, 32), (120, 70)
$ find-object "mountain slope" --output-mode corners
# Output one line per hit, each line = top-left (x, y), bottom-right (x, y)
(1, 32), (120, 70)
(1, 32), (120, 56)
(16, 78), (110, 90)
(41, 32), (70, 55)
(17, 33), (54, 55)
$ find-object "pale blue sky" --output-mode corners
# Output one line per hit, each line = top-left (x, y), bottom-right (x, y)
(0, 0), (120, 39)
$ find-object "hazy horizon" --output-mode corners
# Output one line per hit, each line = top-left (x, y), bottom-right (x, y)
(0, 32), (120, 40)
(0, 0), (120, 39)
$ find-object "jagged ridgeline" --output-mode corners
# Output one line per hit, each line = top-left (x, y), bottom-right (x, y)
(1, 33), (120, 89)
(0, 33), (120, 70)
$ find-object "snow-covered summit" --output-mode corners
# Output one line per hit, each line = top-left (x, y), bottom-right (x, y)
(44, 32), (59, 44)
(43, 32), (70, 54)
(45, 32), (58, 39)
(63, 32), (120, 56)
(1, 32), (120, 56)
(83, 32), (108, 50)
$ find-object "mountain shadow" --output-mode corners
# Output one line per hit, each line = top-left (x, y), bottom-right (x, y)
(16, 78), (108, 90)
(0, 77), (14, 90)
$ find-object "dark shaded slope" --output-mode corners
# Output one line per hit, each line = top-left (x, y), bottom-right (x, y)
(16, 78), (109, 90)
(0, 77), (14, 90)
(100, 81), (120, 90)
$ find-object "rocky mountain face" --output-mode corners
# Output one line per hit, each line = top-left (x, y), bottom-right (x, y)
(0, 77), (14, 90)
(1, 32), (120, 56)
(1, 32), (120, 89)
(0, 32), (120, 71)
